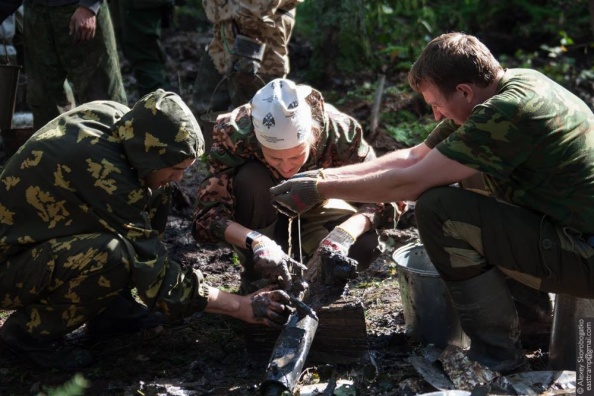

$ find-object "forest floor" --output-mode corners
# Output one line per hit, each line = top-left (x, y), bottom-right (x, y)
(1, 11), (592, 396)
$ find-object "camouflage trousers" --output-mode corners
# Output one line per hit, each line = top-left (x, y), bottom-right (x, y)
(416, 186), (594, 298)
(232, 161), (380, 290)
(109, 0), (171, 96)
(23, 2), (127, 130)
(0, 233), (131, 340)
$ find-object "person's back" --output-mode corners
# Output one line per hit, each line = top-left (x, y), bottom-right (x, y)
(0, 100), (130, 258)
(429, 67), (594, 232)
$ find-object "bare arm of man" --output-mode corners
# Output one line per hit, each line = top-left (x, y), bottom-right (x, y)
(318, 149), (478, 203)
(321, 142), (431, 179)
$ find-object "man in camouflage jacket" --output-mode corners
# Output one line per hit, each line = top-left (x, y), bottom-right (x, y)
(0, 90), (290, 370)
(191, 0), (302, 150)
(271, 32), (594, 374)
(193, 78), (395, 292)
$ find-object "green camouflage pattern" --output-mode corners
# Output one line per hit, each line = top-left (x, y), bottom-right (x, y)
(23, 2), (127, 130)
(202, 0), (302, 76)
(193, 87), (392, 243)
(110, 0), (171, 96)
(0, 91), (207, 337)
(430, 68), (594, 234)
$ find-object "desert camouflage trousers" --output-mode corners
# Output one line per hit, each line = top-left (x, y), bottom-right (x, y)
(0, 233), (131, 340)
(416, 186), (594, 298)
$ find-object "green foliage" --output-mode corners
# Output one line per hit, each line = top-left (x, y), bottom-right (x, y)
(174, 0), (204, 19)
(230, 252), (240, 267)
(384, 112), (436, 147)
(295, 0), (594, 80)
(39, 374), (90, 396)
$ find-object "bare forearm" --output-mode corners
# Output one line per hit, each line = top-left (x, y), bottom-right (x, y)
(322, 145), (427, 179)
(224, 221), (265, 249)
(204, 287), (243, 317)
(337, 213), (372, 239)
(318, 168), (421, 203)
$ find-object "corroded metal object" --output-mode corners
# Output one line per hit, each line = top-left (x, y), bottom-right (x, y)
(260, 310), (319, 395)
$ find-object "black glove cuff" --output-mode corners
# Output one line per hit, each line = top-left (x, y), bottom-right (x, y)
(245, 230), (263, 250)
(232, 34), (266, 61)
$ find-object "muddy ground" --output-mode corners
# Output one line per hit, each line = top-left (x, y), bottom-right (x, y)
(1, 11), (592, 396)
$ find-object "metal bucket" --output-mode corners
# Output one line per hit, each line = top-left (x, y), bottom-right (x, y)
(0, 64), (20, 130)
(394, 243), (469, 349)
(548, 294), (594, 370)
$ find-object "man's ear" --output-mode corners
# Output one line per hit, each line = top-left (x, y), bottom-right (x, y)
(457, 84), (474, 102)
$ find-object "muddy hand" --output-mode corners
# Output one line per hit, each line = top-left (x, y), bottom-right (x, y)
(251, 290), (292, 328)
(253, 236), (295, 290)
(320, 246), (359, 285)
(270, 178), (323, 215)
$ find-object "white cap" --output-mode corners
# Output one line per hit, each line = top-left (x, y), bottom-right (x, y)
(251, 78), (313, 150)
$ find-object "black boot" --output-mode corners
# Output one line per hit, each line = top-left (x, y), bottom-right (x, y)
(0, 313), (95, 370)
(86, 289), (165, 339)
(445, 268), (528, 374)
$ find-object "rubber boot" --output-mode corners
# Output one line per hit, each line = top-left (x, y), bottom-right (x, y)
(445, 268), (528, 374)
(86, 288), (165, 340)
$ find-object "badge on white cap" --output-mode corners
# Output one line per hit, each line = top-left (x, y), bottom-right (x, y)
(252, 78), (313, 150)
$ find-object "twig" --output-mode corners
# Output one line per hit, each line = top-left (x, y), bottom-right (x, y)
(369, 73), (386, 142)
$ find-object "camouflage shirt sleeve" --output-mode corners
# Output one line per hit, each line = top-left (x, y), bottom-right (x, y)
(424, 119), (458, 149)
(193, 105), (270, 243)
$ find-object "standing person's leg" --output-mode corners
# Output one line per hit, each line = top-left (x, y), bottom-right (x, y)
(191, 48), (231, 152)
(62, 2), (127, 105)
(226, 11), (296, 108)
(118, 0), (170, 96)
(23, 3), (71, 130)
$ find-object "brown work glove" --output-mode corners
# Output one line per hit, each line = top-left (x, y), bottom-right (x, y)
(270, 177), (324, 216)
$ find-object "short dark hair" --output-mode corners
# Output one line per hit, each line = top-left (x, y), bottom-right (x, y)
(408, 32), (502, 98)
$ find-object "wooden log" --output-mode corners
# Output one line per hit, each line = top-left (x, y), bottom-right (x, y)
(244, 286), (367, 365)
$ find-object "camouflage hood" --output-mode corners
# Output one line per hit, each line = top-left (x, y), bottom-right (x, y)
(115, 89), (204, 178)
